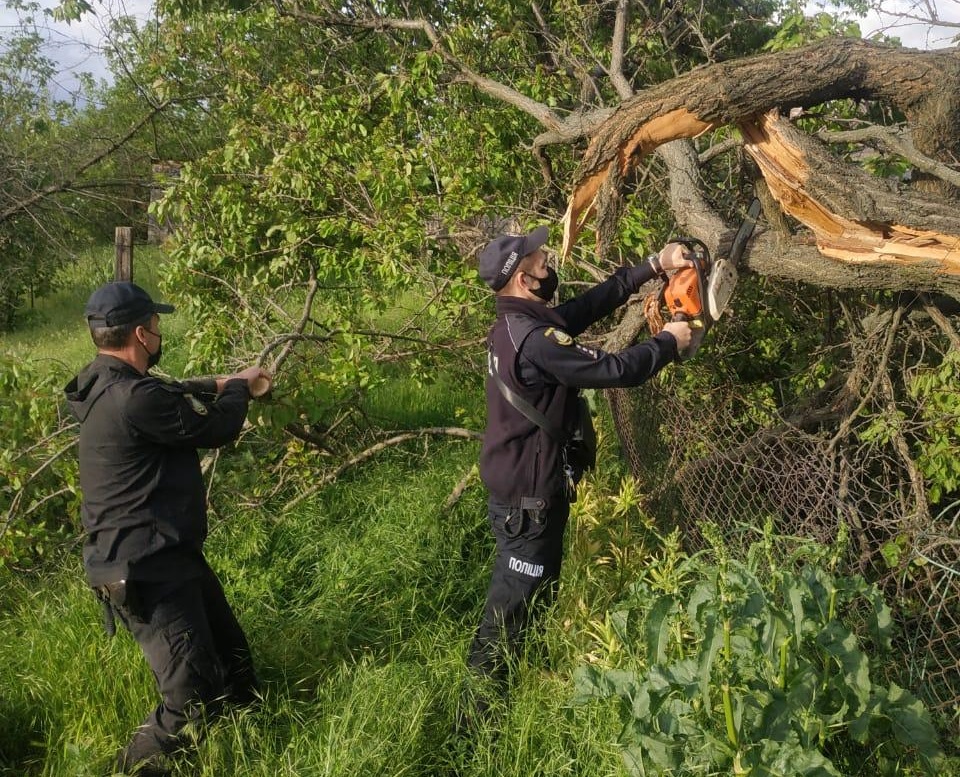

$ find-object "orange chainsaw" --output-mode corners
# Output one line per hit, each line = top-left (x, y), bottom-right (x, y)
(645, 198), (761, 360)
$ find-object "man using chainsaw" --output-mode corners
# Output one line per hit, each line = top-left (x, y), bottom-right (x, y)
(464, 226), (693, 718)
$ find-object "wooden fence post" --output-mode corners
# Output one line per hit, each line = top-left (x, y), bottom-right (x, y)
(115, 226), (133, 282)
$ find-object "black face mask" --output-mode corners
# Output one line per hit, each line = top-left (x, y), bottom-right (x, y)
(526, 267), (558, 302)
(141, 329), (163, 369)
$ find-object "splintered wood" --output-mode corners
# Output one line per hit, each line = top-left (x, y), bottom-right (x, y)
(741, 113), (960, 275)
(562, 108), (715, 258)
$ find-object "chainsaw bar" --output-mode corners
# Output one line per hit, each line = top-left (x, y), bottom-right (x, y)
(730, 197), (762, 263)
(705, 197), (761, 323)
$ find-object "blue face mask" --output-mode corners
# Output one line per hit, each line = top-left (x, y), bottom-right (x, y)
(526, 267), (558, 301)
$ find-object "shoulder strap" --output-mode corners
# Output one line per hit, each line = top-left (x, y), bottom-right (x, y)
(487, 349), (568, 443)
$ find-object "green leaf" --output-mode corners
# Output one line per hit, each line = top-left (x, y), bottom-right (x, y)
(885, 684), (944, 764)
(816, 622), (870, 714)
(864, 585), (893, 651)
(697, 610), (721, 714)
(784, 572), (805, 643)
(572, 665), (639, 705)
(645, 595), (677, 665)
(656, 659), (701, 699)
(639, 733), (682, 770)
(571, 664), (604, 703)
(619, 745), (646, 777)
(745, 736), (842, 776)
(609, 607), (631, 646)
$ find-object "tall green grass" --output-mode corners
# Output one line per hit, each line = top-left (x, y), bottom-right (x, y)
(0, 437), (630, 776)
(0, 249), (629, 776)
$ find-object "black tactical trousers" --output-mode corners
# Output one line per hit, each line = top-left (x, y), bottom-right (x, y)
(112, 560), (258, 773)
(467, 497), (570, 687)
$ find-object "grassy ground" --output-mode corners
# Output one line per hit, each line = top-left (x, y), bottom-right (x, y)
(0, 247), (632, 776)
(0, 443), (628, 777)
(4, 247), (955, 776)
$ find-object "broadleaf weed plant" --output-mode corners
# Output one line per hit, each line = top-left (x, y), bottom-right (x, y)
(573, 520), (945, 776)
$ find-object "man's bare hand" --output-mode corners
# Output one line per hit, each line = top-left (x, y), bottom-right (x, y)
(662, 321), (694, 351)
(216, 366), (272, 396)
(658, 242), (694, 272)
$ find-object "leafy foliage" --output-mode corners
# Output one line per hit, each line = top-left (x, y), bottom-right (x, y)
(141, 5), (544, 454)
(765, 2), (864, 52)
(908, 350), (960, 504)
(0, 3), (82, 329)
(573, 524), (945, 775)
(0, 356), (79, 566)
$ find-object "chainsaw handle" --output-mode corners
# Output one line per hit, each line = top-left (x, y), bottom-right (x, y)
(666, 237), (710, 268)
(662, 318), (705, 362)
(661, 237), (711, 363)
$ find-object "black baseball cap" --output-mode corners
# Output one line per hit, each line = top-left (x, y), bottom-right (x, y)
(85, 282), (175, 328)
(478, 226), (550, 291)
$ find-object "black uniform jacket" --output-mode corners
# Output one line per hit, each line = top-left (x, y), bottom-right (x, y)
(480, 264), (678, 507)
(64, 354), (250, 586)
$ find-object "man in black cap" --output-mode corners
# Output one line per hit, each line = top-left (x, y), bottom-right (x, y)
(64, 281), (271, 776)
(464, 227), (693, 712)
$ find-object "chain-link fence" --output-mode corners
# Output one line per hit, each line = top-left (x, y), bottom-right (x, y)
(608, 304), (960, 736)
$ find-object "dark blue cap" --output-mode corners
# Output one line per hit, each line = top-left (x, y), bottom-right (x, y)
(84, 282), (175, 328)
(479, 226), (549, 291)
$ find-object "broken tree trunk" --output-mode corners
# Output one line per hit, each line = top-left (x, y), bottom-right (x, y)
(741, 112), (960, 297)
(561, 37), (960, 301)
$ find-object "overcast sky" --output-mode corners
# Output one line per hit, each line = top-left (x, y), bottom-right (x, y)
(0, 0), (957, 103)
(0, 0), (153, 101)
(811, 1), (960, 48)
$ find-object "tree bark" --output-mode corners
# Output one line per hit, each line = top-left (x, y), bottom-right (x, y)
(562, 38), (960, 300)
(741, 113), (960, 299)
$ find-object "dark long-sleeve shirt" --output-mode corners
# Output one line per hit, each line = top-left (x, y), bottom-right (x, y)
(65, 354), (250, 585)
(480, 264), (677, 506)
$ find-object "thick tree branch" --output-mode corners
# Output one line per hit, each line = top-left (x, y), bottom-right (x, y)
(0, 101), (171, 225)
(742, 112), (960, 294)
(561, 38), (960, 298)
(609, 0), (634, 101)
(531, 108), (616, 151)
(658, 140), (730, 252)
(818, 124), (960, 189)
(565, 39), (959, 246)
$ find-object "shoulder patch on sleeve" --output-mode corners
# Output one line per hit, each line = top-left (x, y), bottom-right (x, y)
(544, 327), (573, 346)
